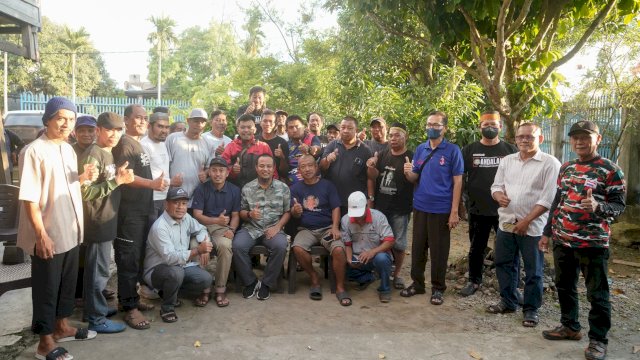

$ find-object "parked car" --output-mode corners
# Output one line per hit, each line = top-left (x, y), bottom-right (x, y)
(3, 110), (44, 144)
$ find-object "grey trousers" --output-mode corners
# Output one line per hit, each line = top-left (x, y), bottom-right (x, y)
(83, 241), (112, 326)
(232, 228), (287, 289)
(150, 264), (212, 312)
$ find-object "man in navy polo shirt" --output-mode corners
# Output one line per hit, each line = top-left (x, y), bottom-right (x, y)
(401, 110), (464, 306)
(191, 157), (241, 307)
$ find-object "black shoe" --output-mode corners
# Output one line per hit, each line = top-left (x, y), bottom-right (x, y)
(458, 282), (479, 297)
(243, 279), (260, 299)
(257, 283), (270, 300)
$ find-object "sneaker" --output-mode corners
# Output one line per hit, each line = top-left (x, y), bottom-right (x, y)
(257, 283), (270, 300)
(585, 339), (607, 360)
(379, 292), (391, 303)
(458, 282), (479, 297)
(138, 284), (160, 300)
(542, 325), (582, 341)
(88, 319), (126, 334)
(243, 279), (260, 299)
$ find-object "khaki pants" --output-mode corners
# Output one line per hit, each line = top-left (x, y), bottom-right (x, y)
(206, 224), (233, 293)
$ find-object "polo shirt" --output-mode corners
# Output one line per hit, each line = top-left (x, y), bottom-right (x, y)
(321, 139), (372, 207)
(412, 139), (464, 214)
(341, 208), (394, 255)
(191, 181), (241, 218)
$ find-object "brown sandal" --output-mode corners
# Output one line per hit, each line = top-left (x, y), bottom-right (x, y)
(215, 293), (229, 307)
(124, 309), (150, 330)
(194, 292), (210, 307)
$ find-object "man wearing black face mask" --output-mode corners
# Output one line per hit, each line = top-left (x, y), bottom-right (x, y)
(458, 111), (517, 297)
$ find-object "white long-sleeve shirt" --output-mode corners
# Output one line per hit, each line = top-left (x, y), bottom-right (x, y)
(491, 150), (560, 236)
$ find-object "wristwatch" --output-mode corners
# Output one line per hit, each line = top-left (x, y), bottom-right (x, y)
(368, 195), (375, 201)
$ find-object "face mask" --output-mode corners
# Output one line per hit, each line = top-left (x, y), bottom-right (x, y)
(427, 128), (442, 139)
(481, 126), (499, 139)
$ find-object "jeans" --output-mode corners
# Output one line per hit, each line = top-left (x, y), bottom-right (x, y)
(347, 252), (392, 293)
(385, 212), (409, 251)
(150, 264), (212, 312)
(495, 230), (543, 312)
(467, 214), (499, 285)
(114, 214), (149, 311)
(83, 241), (112, 326)
(232, 228), (288, 289)
(553, 243), (611, 343)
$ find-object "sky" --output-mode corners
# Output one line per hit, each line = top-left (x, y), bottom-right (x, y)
(40, 0), (337, 89)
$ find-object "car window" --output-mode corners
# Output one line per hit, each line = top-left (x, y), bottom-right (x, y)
(5, 114), (44, 127)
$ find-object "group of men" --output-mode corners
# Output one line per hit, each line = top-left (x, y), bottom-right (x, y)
(15, 86), (625, 360)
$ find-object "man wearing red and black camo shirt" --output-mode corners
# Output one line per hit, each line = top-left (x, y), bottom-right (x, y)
(539, 120), (625, 360)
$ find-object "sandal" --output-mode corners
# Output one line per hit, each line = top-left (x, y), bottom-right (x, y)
(194, 292), (210, 307)
(309, 286), (323, 301)
(159, 309), (178, 323)
(118, 302), (155, 312)
(393, 277), (405, 290)
(35, 346), (73, 360)
(336, 291), (352, 306)
(430, 290), (444, 305)
(523, 310), (539, 327)
(585, 339), (607, 360)
(486, 302), (517, 314)
(400, 283), (426, 297)
(215, 293), (229, 307)
(124, 309), (151, 330)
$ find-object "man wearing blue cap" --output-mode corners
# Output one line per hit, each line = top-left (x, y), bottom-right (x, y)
(17, 97), (96, 360)
(72, 115), (97, 157)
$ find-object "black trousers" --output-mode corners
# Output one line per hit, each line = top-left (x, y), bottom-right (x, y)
(75, 243), (86, 299)
(467, 214), (499, 285)
(114, 214), (149, 311)
(553, 243), (611, 343)
(31, 246), (79, 335)
(410, 210), (450, 292)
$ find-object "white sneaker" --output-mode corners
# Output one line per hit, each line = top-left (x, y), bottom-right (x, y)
(138, 284), (160, 300)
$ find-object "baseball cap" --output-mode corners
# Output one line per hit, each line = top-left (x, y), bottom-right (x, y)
(97, 112), (124, 129)
(75, 115), (97, 129)
(347, 191), (367, 218)
(166, 187), (189, 201)
(370, 117), (386, 127)
(209, 157), (228, 168)
(149, 112), (170, 123)
(326, 123), (339, 131)
(568, 120), (599, 136)
(275, 109), (288, 116)
(188, 108), (208, 120)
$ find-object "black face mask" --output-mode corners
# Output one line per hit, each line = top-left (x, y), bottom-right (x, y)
(481, 127), (499, 139)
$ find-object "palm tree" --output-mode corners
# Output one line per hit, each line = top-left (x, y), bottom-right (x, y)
(148, 16), (177, 102)
(60, 26), (90, 103)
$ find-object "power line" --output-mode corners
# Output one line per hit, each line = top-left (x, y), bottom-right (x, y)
(38, 48), (178, 55)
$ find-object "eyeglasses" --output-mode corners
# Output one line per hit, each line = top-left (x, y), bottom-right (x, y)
(426, 123), (444, 129)
(515, 135), (536, 141)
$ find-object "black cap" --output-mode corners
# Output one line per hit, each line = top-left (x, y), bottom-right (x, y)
(326, 123), (339, 131)
(568, 120), (599, 136)
(209, 157), (228, 168)
(166, 187), (189, 201)
(97, 112), (124, 129)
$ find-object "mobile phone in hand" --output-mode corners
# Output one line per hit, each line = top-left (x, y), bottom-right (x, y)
(323, 234), (333, 241)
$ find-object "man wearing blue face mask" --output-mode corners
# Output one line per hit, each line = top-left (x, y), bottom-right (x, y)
(401, 111), (464, 306)
(458, 111), (517, 297)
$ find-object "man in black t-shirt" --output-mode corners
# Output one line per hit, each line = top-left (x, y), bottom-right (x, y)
(112, 104), (168, 330)
(459, 111), (517, 297)
(366, 122), (413, 290)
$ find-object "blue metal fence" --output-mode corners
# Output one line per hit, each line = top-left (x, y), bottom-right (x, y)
(19, 93), (191, 122)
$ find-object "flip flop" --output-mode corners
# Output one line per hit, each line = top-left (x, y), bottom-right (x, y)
(523, 310), (539, 327)
(215, 293), (230, 307)
(35, 346), (73, 360)
(336, 291), (352, 306)
(309, 286), (323, 301)
(194, 292), (210, 307)
(160, 309), (178, 323)
(56, 328), (97, 342)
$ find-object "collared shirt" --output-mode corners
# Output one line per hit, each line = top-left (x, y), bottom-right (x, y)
(341, 208), (394, 255)
(191, 181), (241, 218)
(240, 178), (290, 239)
(17, 134), (84, 255)
(321, 139), (372, 207)
(143, 211), (208, 285)
(412, 139), (464, 214)
(491, 150), (561, 236)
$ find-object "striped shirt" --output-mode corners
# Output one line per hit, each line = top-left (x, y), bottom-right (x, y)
(491, 150), (560, 236)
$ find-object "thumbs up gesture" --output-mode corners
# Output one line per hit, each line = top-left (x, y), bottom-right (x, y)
(232, 157), (241, 174)
(250, 204), (262, 220)
(403, 156), (413, 174)
(274, 143), (284, 159)
(327, 148), (339, 163)
(358, 128), (367, 141)
(171, 172), (183, 187)
(198, 165), (207, 183)
(291, 198), (303, 217)
(215, 142), (225, 156)
(367, 151), (379, 168)
(152, 171), (169, 191)
(299, 143), (310, 155)
(115, 161), (135, 185)
(80, 163), (99, 184)
(581, 187), (599, 213)
(217, 209), (230, 226)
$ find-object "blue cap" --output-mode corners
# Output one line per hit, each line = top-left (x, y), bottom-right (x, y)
(42, 96), (77, 125)
(75, 115), (97, 129)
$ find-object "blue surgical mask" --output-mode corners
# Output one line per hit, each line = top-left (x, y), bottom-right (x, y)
(427, 128), (442, 139)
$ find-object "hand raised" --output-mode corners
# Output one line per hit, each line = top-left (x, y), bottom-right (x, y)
(115, 161), (135, 185)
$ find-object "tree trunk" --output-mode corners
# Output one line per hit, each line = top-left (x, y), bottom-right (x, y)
(157, 41), (162, 102)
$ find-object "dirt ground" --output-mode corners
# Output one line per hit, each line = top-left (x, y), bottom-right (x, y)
(1, 221), (639, 360)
